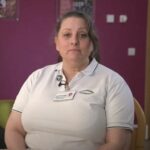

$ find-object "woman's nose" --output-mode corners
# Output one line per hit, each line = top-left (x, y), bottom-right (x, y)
(71, 35), (79, 46)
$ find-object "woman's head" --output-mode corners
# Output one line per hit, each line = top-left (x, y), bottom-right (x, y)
(55, 10), (99, 62)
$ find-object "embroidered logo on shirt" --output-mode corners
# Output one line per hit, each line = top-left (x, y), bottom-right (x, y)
(79, 90), (94, 94)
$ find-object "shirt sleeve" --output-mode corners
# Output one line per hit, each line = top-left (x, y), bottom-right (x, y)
(105, 73), (134, 130)
(12, 70), (40, 113)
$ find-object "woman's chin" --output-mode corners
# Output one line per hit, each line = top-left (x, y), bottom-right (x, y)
(67, 56), (82, 61)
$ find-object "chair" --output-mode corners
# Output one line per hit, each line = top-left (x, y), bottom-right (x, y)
(0, 99), (14, 128)
(0, 99), (14, 149)
(130, 98), (146, 150)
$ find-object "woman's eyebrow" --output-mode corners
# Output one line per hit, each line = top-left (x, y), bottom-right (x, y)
(61, 27), (88, 31)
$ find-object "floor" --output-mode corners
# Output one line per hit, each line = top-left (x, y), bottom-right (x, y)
(145, 139), (150, 150)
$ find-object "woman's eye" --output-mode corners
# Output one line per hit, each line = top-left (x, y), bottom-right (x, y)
(63, 33), (71, 38)
(79, 33), (88, 39)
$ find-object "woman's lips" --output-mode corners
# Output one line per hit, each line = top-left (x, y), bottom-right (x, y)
(68, 49), (80, 52)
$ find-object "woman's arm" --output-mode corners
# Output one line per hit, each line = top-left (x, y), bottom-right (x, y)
(5, 110), (27, 150)
(98, 128), (131, 150)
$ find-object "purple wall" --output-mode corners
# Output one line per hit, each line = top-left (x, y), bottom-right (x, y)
(95, 0), (147, 107)
(0, 0), (148, 108)
(0, 0), (58, 99)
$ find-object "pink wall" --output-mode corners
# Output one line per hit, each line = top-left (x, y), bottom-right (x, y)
(0, 0), (148, 108)
(0, 0), (58, 98)
(95, 0), (147, 108)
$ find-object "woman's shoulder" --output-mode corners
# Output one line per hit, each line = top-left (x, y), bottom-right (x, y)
(96, 63), (127, 86)
(37, 63), (59, 72)
(28, 63), (60, 80)
(35, 63), (60, 73)
(90, 59), (125, 83)
(97, 64), (121, 77)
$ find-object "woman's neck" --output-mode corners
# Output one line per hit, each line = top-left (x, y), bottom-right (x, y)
(62, 59), (89, 82)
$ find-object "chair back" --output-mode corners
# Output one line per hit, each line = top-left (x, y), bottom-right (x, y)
(130, 98), (146, 150)
(0, 99), (14, 128)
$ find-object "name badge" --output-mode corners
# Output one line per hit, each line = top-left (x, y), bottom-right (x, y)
(54, 90), (76, 101)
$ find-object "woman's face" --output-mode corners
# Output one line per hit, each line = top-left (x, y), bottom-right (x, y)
(55, 17), (93, 63)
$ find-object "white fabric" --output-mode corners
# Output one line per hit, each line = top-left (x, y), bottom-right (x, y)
(13, 59), (134, 150)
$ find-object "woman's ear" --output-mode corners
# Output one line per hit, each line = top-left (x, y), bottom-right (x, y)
(54, 36), (59, 52)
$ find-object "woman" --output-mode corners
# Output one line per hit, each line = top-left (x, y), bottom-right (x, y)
(5, 11), (134, 150)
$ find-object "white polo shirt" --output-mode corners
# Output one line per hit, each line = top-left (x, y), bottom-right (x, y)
(13, 59), (134, 150)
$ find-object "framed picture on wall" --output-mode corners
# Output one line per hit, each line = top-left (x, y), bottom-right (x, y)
(73, 0), (94, 18)
(0, 0), (18, 19)
(59, 0), (94, 19)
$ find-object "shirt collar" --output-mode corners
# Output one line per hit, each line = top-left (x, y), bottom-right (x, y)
(55, 62), (63, 71)
(55, 58), (98, 76)
(81, 58), (98, 76)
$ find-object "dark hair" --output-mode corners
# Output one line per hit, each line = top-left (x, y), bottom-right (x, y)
(55, 10), (100, 62)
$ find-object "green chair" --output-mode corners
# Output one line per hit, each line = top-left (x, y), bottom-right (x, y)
(0, 99), (14, 128)
(0, 99), (14, 148)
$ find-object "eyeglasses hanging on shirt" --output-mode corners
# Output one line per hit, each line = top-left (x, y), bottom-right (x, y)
(56, 74), (70, 91)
